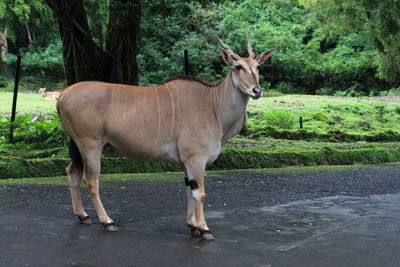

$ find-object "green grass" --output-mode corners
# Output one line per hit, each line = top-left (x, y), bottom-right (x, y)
(0, 92), (57, 114)
(1, 93), (400, 179)
(247, 95), (400, 136)
(226, 137), (400, 151)
(2, 91), (400, 138)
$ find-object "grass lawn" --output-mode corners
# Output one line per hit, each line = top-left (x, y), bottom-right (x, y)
(247, 95), (400, 135)
(1, 91), (400, 179)
(0, 91), (57, 114)
(2, 91), (400, 135)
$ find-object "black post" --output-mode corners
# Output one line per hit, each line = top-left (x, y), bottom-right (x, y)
(9, 53), (22, 143)
(299, 116), (303, 129)
(184, 49), (189, 75)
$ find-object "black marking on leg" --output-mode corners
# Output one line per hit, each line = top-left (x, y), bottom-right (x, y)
(184, 177), (198, 190)
(189, 180), (198, 190)
(77, 215), (90, 224)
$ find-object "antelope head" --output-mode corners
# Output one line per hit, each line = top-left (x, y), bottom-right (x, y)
(217, 37), (274, 99)
(38, 88), (46, 95)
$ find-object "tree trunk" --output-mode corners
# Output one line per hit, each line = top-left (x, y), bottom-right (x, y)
(44, 0), (112, 85)
(0, 28), (8, 76)
(106, 0), (141, 85)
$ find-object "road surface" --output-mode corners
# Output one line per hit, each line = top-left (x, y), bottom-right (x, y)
(1, 164), (400, 267)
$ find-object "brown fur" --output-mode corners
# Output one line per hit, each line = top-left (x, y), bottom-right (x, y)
(57, 40), (274, 239)
(38, 88), (61, 100)
(163, 75), (224, 88)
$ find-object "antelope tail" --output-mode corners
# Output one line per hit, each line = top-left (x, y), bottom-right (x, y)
(69, 139), (83, 171)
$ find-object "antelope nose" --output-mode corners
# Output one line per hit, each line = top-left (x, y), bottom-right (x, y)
(252, 87), (262, 99)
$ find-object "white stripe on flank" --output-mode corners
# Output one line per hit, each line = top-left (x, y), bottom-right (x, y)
(165, 83), (175, 140)
(169, 82), (180, 130)
(155, 86), (161, 141)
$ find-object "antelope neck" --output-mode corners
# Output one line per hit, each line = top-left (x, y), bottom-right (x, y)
(211, 71), (249, 140)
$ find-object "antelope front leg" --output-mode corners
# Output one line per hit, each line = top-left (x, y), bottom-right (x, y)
(183, 158), (214, 241)
(184, 171), (200, 237)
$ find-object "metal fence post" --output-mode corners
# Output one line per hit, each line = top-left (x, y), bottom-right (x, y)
(9, 53), (22, 143)
(184, 49), (189, 75)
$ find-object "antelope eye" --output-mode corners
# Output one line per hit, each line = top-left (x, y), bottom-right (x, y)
(235, 65), (242, 71)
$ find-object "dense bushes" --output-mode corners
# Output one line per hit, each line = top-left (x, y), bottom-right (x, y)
(137, 0), (388, 93)
(0, 114), (67, 146)
(3, 0), (392, 94)
(6, 40), (64, 83)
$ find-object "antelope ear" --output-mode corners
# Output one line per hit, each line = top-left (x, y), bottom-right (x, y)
(256, 49), (275, 65)
(220, 48), (234, 67)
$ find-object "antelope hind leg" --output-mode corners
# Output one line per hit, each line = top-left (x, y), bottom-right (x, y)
(82, 148), (118, 232)
(67, 162), (92, 225)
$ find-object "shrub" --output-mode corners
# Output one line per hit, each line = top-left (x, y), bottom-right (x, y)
(312, 112), (331, 123)
(0, 113), (67, 147)
(315, 87), (335, 95)
(275, 82), (298, 94)
(249, 109), (296, 131)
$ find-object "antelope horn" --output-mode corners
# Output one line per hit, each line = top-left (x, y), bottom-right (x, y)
(216, 36), (232, 51)
(216, 36), (240, 59)
(246, 36), (255, 58)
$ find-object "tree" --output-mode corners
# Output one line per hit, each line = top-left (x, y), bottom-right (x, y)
(44, 0), (141, 85)
(0, 0), (54, 75)
(106, 0), (141, 85)
(0, 28), (7, 75)
(299, 0), (400, 85)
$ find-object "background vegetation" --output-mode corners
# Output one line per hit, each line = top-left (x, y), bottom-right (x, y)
(1, 93), (400, 178)
(1, 0), (400, 94)
(1, 0), (400, 178)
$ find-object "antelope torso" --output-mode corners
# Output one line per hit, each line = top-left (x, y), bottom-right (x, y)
(58, 80), (225, 164)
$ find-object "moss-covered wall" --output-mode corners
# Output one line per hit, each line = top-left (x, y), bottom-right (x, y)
(2, 147), (400, 179)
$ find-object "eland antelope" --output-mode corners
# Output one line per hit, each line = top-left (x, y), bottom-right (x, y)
(57, 38), (274, 240)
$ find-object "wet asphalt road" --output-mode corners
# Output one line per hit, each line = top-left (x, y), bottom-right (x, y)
(0, 164), (400, 267)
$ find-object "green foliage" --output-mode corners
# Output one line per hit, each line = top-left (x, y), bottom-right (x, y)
(246, 95), (400, 140)
(0, 113), (67, 146)
(0, 0), (56, 50)
(16, 40), (64, 78)
(137, 0), (386, 92)
(2, 0), (397, 93)
(2, 146), (400, 178)
(300, 0), (400, 85)
(248, 109), (296, 131)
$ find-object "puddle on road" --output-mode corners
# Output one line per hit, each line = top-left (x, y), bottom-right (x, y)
(121, 193), (400, 253)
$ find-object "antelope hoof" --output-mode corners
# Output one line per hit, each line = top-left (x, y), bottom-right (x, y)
(103, 222), (118, 232)
(188, 225), (201, 237)
(200, 230), (214, 241)
(191, 228), (201, 237)
(77, 215), (92, 225)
